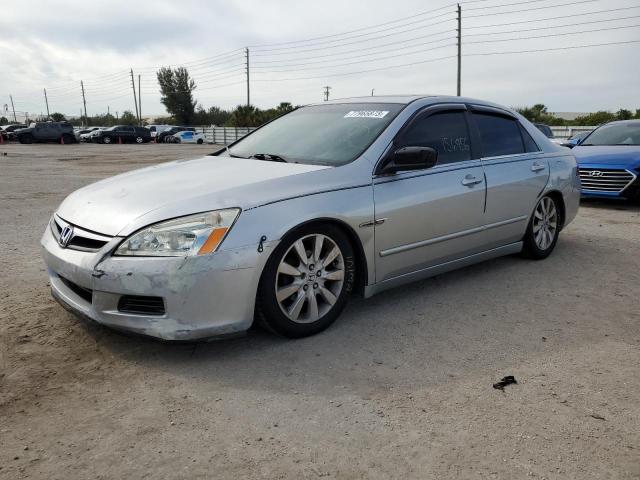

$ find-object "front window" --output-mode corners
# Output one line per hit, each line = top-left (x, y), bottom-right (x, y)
(582, 122), (640, 146)
(228, 103), (404, 166)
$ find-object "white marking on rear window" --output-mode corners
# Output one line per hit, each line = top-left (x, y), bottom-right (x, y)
(344, 110), (389, 119)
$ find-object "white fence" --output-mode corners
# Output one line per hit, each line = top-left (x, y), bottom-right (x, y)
(194, 126), (256, 145)
(550, 126), (594, 140)
(193, 125), (595, 145)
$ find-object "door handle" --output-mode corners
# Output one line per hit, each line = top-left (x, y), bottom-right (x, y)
(461, 175), (483, 187)
(531, 162), (546, 172)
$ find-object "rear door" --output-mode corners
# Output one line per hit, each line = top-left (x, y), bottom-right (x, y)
(469, 106), (549, 248)
(373, 105), (487, 282)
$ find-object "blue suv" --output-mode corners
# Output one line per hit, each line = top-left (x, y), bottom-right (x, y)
(573, 120), (640, 200)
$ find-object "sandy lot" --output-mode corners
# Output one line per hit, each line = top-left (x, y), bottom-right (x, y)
(1, 143), (639, 480)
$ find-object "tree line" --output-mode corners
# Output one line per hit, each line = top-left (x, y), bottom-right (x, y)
(516, 104), (640, 126)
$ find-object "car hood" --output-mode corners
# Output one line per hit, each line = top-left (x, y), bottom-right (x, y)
(573, 145), (640, 167)
(56, 156), (341, 236)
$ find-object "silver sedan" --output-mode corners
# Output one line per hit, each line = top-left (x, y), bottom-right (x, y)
(41, 95), (580, 340)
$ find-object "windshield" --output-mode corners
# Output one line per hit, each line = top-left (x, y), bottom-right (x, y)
(229, 103), (404, 165)
(582, 122), (640, 146)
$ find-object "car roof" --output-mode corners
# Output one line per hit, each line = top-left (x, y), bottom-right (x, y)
(604, 120), (640, 126)
(310, 95), (516, 111)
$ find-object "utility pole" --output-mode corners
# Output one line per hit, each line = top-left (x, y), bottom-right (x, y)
(138, 74), (142, 126)
(130, 69), (139, 125)
(457, 3), (462, 97)
(80, 80), (88, 125)
(371, 89), (375, 96)
(9, 95), (17, 122)
(44, 89), (50, 119)
(323, 86), (331, 102)
(245, 48), (250, 107)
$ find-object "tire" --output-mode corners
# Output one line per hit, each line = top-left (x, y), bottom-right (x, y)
(103, 136), (112, 144)
(174, 137), (181, 144)
(62, 133), (74, 144)
(135, 136), (143, 144)
(521, 195), (561, 260)
(197, 138), (203, 145)
(256, 224), (356, 338)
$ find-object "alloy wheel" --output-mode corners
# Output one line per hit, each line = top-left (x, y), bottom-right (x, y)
(533, 197), (558, 250)
(275, 234), (345, 324)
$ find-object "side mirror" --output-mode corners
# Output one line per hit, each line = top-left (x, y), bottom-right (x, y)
(378, 146), (438, 175)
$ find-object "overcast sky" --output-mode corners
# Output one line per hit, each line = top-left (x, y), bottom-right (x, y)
(1, 0), (639, 119)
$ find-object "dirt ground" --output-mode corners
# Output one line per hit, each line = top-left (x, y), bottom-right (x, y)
(1, 143), (639, 480)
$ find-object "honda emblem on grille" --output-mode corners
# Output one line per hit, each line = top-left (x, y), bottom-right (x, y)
(589, 170), (604, 177)
(58, 225), (74, 248)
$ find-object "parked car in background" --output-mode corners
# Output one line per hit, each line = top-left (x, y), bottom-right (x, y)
(1, 124), (27, 141)
(534, 123), (563, 145)
(148, 125), (172, 141)
(75, 127), (102, 142)
(41, 95), (579, 341)
(16, 122), (75, 144)
(573, 120), (640, 200)
(157, 126), (195, 143)
(169, 130), (206, 144)
(92, 125), (151, 144)
(81, 127), (108, 142)
(562, 130), (591, 148)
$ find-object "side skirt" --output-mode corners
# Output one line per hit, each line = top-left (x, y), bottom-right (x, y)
(363, 242), (523, 299)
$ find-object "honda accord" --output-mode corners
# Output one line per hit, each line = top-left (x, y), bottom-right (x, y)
(42, 96), (580, 340)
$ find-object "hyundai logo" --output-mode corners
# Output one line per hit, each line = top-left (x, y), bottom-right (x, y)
(589, 170), (604, 177)
(58, 225), (74, 248)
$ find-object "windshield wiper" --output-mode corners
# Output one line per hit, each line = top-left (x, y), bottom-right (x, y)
(249, 153), (288, 163)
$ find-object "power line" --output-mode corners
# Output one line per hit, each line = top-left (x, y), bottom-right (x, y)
(253, 28), (454, 65)
(464, 38), (640, 56)
(464, 13), (640, 36)
(252, 11), (456, 53)
(253, 37), (456, 70)
(465, 0), (581, 11)
(253, 54), (457, 82)
(466, 23), (640, 43)
(248, 0), (554, 48)
(464, 4), (640, 28)
(466, 0), (599, 18)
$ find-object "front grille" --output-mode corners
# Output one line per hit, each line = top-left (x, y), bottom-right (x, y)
(59, 276), (93, 303)
(51, 216), (112, 252)
(579, 168), (636, 193)
(118, 296), (166, 316)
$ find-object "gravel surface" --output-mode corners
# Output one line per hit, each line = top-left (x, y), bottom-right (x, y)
(1, 143), (639, 480)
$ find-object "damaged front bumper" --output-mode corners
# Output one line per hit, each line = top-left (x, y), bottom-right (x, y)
(41, 226), (273, 340)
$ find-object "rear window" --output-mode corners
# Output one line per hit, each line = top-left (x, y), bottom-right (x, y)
(473, 113), (525, 157)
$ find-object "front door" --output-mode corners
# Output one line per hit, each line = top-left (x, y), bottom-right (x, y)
(373, 106), (487, 283)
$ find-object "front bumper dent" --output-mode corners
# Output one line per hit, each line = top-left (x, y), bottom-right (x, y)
(41, 227), (272, 340)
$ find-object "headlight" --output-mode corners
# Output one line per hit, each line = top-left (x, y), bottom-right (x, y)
(114, 208), (240, 257)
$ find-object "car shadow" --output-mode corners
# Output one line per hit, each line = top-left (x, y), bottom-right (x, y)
(580, 197), (640, 212)
(67, 232), (619, 398)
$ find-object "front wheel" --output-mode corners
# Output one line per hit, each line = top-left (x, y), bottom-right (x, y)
(103, 136), (112, 144)
(256, 225), (356, 338)
(135, 136), (143, 144)
(522, 195), (561, 260)
(197, 138), (203, 144)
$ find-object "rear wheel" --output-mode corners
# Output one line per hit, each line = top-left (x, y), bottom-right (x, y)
(256, 224), (356, 338)
(522, 195), (560, 259)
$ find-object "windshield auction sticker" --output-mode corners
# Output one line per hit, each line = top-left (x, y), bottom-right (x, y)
(344, 111), (389, 119)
